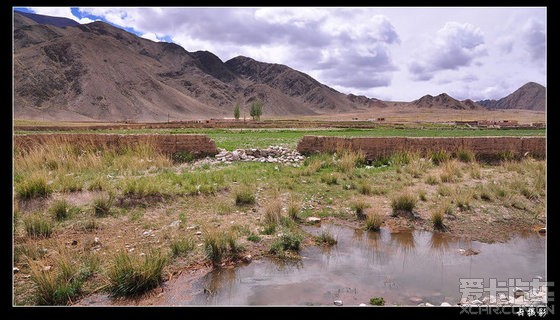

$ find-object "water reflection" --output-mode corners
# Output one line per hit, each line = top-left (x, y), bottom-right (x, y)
(165, 224), (545, 306)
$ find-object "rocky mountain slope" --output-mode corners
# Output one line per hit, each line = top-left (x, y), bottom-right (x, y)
(13, 11), (386, 121)
(477, 82), (545, 111)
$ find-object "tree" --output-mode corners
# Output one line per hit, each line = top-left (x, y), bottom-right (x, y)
(250, 100), (263, 121)
(233, 103), (240, 120)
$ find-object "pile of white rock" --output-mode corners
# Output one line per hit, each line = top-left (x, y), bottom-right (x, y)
(459, 286), (548, 306)
(214, 146), (305, 164)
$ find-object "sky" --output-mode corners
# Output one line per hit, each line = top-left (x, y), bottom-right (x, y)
(18, 7), (546, 102)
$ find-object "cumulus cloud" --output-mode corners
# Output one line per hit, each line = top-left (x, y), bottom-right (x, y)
(521, 18), (545, 62)
(73, 8), (400, 91)
(496, 36), (514, 55)
(408, 22), (486, 81)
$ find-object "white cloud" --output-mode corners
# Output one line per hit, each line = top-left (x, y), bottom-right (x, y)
(408, 22), (487, 81)
(521, 18), (545, 62)
(27, 7), (93, 24)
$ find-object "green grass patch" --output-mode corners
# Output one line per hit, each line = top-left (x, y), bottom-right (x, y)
(107, 249), (167, 297)
(24, 214), (53, 238)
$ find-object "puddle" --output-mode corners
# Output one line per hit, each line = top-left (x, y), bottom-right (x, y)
(158, 224), (545, 306)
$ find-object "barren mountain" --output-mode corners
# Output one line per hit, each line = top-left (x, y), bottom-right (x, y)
(477, 82), (545, 111)
(411, 93), (485, 110)
(13, 11), (386, 121)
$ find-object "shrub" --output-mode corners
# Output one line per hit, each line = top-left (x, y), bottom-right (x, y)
(370, 296), (385, 306)
(391, 193), (416, 215)
(16, 176), (52, 199)
(93, 194), (114, 217)
(107, 250), (167, 297)
(431, 150), (450, 166)
(24, 214), (53, 238)
(235, 188), (255, 206)
(365, 213), (383, 231)
(170, 237), (195, 258)
(456, 149), (475, 163)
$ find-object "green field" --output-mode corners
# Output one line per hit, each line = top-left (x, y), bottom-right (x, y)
(15, 127), (546, 150)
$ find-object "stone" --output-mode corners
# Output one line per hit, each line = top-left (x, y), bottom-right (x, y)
(359, 303), (367, 306)
(440, 302), (451, 306)
(417, 303), (425, 307)
(169, 220), (180, 228)
(538, 228), (546, 234)
(243, 255), (252, 263)
(142, 230), (152, 237)
(334, 300), (343, 306)
(71, 240), (78, 246)
(13, 267), (19, 273)
(425, 303), (434, 306)
(43, 265), (52, 271)
(306, 217), (321, 223)
(195, 231), (202, 235)
(470, 299), (482, 305)
(489, 295), (497, 304)
(94, 237), (100, 244)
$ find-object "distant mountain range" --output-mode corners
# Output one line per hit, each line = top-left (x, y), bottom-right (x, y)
(12, 11), (545, 121)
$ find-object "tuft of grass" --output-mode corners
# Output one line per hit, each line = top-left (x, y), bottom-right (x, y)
(287, 193), (301, 221)
(456, 149), (475, 163)
(431, 150), (450, 166)
(261, 224), (276, 235)
(440, 160), (462, 183)
(29, 257), (82, 305)
(49, 199), (79, 221)
(358, 182), (372, 195)
(418, 190), (427, 202)
(247, 233), (261, 243)
(365, 212), (383, 231)
(203, 230), (242, 266)
(92, 194), (114, 217)
(269, 232), (303, 255)
(469, 163), (482, 179)
(437, 185), (452, 197)
(391, 151), (414, 166)
(425, 175), (439, 185)
(24, 214), (53, 238)
(454, 189), (473, 211)
(80, 219), (99, 232)
(235, 187), (255, 206)
(301, 158), (323, 176)
(107, 249), (167, 297)
(370, 297), (385, 306)
(351, 199), (369, 220)
(338, 149), (365, 173)
(371, 186), (389, 195)
(16, 175), (52, 199)
(431, 209), (445, 231)
(391, 193), (417, 215)
(320, 173), (338, 185)
(264, 199), (283, 226)
(316, 230), (337, 245)
(170, 237), (195, 258)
